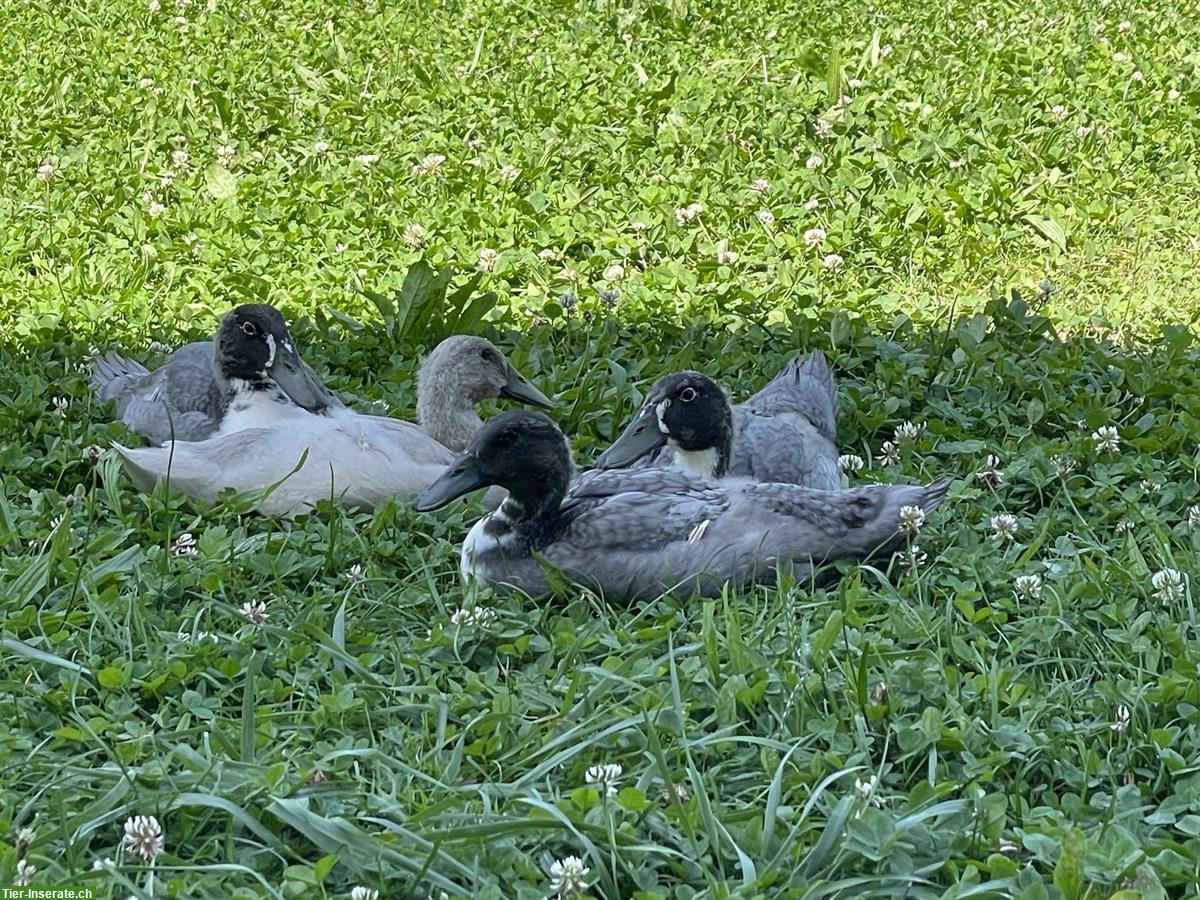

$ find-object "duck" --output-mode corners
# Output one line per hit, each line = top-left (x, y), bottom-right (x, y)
(91, 304), (341, 445)
(111, 312), (554, 517)
(594, 353), (840, 489)
(413, 410), (952, 603)
(92, 311), (553, 451)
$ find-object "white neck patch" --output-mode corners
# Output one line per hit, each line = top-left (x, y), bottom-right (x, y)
(671, 445), (720, 479)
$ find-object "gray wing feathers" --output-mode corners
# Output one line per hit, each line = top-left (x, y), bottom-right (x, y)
(526, 473), (953, 602)
(92, 342), (224, 444)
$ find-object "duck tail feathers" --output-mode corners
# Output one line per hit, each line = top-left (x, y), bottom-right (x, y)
(752, 350), (838, 441)
(91, 352), (149, 401)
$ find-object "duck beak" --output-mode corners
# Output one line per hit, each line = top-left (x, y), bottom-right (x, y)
(413, 453), (489, 511)
(270, 341), (339, 413)
(594, 408), (666, 469)
(499, 362), (554, 409)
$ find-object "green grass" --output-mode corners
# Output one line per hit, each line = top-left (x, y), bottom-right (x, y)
(2, 0), (1200, 896)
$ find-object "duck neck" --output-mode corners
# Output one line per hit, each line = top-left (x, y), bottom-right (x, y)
(418, 377), (484, 452)
(671, 443), (729, 479)
(483, 472), (569, 543)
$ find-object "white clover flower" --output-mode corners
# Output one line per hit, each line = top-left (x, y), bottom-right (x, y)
(1076, 125), (1094, 138)
(537, 247), (558, 261)
(1014, 574), (1043, 600)
(82, 444), (104, 464)
(978, 454), (1004, 486)
(92, 857), (115, 870)
(559, 266), (580, 282)
(52, 396), (69, 417)
(1187, 505), (1200, 528)
(215, 144), (235, 166)
(1131, 70), (1144, 83)
(895, 420), (925, 443)
(15, 859), (35, 886)
(1168, 88), (1181, 101)
(822, 253), (844, 270)
(402, 223), (427, 248)
(990, 513), (1019, 542)
(674, 202), (703, 225)
(411, 153), (446, 176)
(630, 220), (649, 231)
(880, 440), (900, 466)
(313, 139), (330, 153)
(1111, 703), (1131, 732)
(814, 119), (832, 138)
(880, 44), (893, 57)
(170, 532), (198, 556)
(1051, 104), (1069, 120)
(1117, 19), (1132, 32)
(838, 454), (864, 473)
(1115, 519), (1135, 534)
(37, 162), (55, 182)
(975, 18), (987, 29)
(1052, 453), (1076, 476)
(1151, 568), (1184, 604)
(805, 154), (823, 169)
(497, 163), (520, 182)
(350, 888), (379, 900)
(148, 0), (160, 10)
(449, 605), (497, 627)
(585, 762), (623, 797)
(123, 815), (163, 862)
(750, 177), (770, 195)
(800, 227), (825, 247)
(1092, 425), (1120, 453)
(477, 248), (499, 272)
(239, 600), (269, 626)
(171, 149), (189, 170)
(715, 240), (739, 265)
(898, 505), (925, 536)
(898, 544), (927, 569)
(603, 263), (626, 282)
(1112, 51), (1128, 62)
(347, 563), (365, 584)
(548, 856), (591, 898)
(854, 775), (885, 808)
(465, 135), (484, 151)
(756, 208), (776, 225)
(147, 201), (166, 219)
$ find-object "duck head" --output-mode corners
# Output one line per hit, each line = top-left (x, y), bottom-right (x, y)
(413, 410), (571, 515)
(214, 304), (335, 410)
(420, 335), (554, 408)
(595, 371), (733, 478)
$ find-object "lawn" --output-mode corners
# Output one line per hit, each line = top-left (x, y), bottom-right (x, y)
(2, 0), (1200, 895)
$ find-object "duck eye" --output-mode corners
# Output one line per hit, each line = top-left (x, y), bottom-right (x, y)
(680, 387), (697, 402)
(241, 322), (259, 337)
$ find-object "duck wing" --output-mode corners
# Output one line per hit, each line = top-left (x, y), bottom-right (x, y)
(93, 343), (225, 444)
(726, 352), (840, 489)
(540, 471), (951, 601)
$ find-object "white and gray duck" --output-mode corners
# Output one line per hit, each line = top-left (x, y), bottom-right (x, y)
(111, 309), (553, 517)
(594, 354), (840, 489)
(413, 410), (952, 603)
(91, 304), (340, 445)
(93, 309), (552, 450)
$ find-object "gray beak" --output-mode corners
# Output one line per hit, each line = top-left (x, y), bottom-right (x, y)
(413, 453), (489, 512)
(594, 407), (666, 469)
(498, 362), (554, 409)
(271, 345), (339, 413)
